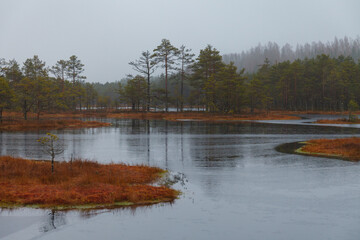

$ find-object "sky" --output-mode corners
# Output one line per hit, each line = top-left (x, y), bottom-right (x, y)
(0, 0), (359, 83)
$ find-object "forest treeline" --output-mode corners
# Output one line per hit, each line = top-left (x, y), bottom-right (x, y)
(1, 37), (360, 120)
(119, 38), (360, 113)
(0, 55), (104, 120)
(223, 36), (360, 73)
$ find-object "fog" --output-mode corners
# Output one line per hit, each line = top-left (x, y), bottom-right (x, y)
(0, 0), (359, 83)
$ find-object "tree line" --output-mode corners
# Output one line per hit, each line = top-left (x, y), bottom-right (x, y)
(2, 38), (360, 119)
(0, 55), (99, 121)
(119, 38), (360, 113)
(223, 36), (360, 73)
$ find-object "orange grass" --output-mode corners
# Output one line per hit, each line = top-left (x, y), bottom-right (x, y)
(106, 112), (300, 121)
(4, 111), (300, 121)
(0, 119), (110, 131)
(300, 137), (360, 161)
(0, 156), (178, 208)
(315, 119), (360, 124)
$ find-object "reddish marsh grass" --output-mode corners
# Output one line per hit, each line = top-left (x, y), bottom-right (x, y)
(315, 119), (360, 124)
(301, 137), (360, 161)
(0, 119), (110, 131)
(0, 156), (178, 208)
(106, 112), (300, 121)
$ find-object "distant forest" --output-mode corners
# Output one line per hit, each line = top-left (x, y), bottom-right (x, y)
(1, 36), (360, 119)
(223, 36), (360, 73)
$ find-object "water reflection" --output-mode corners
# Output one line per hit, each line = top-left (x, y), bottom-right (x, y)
(40, 210), (66, 233)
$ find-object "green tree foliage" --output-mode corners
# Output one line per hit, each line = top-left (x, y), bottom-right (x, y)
(191, 45), (224, 110)
(348, 100), (359, 121)
(0, 77), (14, 122)
(118, 76), (148, 110)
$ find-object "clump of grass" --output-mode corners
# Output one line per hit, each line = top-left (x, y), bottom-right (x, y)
(0, 156), (178, 208)
(300, 137), (360, 161)
(0, 119), (110, 131)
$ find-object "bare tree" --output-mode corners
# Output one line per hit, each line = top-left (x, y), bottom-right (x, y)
(129, 51), (156, 111)
(178, 45), (194, 111)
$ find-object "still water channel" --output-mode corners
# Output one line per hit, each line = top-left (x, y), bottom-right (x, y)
(1, 116), (360, 240)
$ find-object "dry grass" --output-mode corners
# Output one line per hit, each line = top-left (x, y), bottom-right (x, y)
(3, 110), (300, 122)
(300, 137), (360, 161)
(0, 119), (110, 131)
(315, 119), (360, 124)
(0, 156), (178, 208)
(106, 112), (300, 121)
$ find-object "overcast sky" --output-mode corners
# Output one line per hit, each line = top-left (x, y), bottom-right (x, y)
(0, 0), (359, 83)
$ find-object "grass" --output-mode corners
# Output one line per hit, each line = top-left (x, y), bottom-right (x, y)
(106, 111), (300, 121)
(0, 156), (179, 209)
(298, 137), (360, 161)
(0, 119), (110, 131)
(315, 118), (360, 124)
(3, 110), (300, 123)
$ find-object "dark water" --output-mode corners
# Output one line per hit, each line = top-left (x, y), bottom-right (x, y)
(1, 117), (360, 240)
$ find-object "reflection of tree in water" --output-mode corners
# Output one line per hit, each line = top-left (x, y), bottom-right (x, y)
(39, 210), (66, 233)
(38, 203), (174, 233)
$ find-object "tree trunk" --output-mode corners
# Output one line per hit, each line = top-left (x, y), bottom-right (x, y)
(147, 72), (150, 112)
(0, 107), (3, 123)
(51, 155), (55, 174)
(180, 63), (184, 112)
(165, 58), (168, 112)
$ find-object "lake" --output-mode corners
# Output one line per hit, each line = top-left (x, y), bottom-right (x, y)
(1, 116), (360, 240)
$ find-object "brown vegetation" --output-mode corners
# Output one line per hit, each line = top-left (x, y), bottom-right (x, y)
(315, 119), (360, 124)
(0, 119), (110, 131)
(105, 111), (300, 121)
(0, 156), (178, 208)
(299, 137), (360, 161)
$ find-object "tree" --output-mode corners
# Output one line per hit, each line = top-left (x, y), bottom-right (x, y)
(118, 75), (147, 110)
(348, 100), (359, 121)
(0, 77), (15, 122)
(66, 55), (85, 83)
(51, 60), (68, 92)
(153, 39), (179, 112)
(178, 45), (194, 111)
(23, 55), (48, 79)
(37, 133), (64, 174)
(129, 51), (156, 111)
(191, 45), (224, 111)
(4, 59), (23, 85)
(15, 77), (36, 120)
(66, 55), (86, 110)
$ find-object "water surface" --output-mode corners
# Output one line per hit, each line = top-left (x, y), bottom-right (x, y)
(1, 116), (360, 240)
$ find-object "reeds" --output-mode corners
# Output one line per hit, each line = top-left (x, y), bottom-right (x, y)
(0, 156), (178, 207)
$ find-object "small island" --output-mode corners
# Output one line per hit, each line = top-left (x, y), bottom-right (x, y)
(277, 137), (360, 162)
(0, 156), (178, 209)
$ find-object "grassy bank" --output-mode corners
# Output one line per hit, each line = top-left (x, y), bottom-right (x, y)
(0, 156), (178, 209)
(3, 110), (301, 122)
(297, 137), (360, 161)
(315, 119), (360, 124)
(0, 119), (110, 131)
